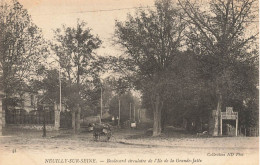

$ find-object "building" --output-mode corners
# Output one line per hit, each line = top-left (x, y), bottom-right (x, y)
(4, 89), (61, 130)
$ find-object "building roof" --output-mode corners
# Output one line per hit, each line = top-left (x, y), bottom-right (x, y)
(38, 95), (54, 106)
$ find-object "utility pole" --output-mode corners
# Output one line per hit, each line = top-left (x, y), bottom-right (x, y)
(59, 66), (62, 112)
(118, 99), (120, 126)
(130, 103), (131, 121)
(101, 86), (103, 121)
(138, 108), (140, 123)
(134, 105), (135, 122)
(0, 81), (2, 136)
(54, 65), (61, 130)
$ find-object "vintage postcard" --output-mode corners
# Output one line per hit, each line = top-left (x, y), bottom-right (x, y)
(0, 0), (259, 165)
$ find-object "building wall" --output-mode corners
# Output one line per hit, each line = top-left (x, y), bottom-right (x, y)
(8, 91), (38, 113)
(6, 124), (57, 131)
(22, 92), (37, 112)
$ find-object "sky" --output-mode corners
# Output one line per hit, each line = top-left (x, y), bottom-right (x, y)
(15, 0), (158, 98)
(11, 0), (259, 98)
(18, 0), (156, 57)
(18, 0), (258, 57)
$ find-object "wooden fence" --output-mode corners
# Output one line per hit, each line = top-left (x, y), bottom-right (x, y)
(6, 109), (54, 125)
(239, 127), (259, 137)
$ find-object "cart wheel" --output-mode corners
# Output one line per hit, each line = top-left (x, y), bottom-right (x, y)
(94, 133), (98, 141)
(107, 133), (112, 141)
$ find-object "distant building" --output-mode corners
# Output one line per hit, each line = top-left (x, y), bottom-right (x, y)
(5, 89), (61, 130)
(7, 90), (38, 113)
(139, 108), (152, 123)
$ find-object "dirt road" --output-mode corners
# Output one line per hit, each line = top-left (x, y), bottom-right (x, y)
(0, 128), (258, 165)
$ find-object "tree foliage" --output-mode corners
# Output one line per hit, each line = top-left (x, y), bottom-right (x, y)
(178, 0), (258, 134)
(114, 0), (258, 135)
(0, 0), (48, 95)
(52, 20), (102, 85)
(114, 0), (186, 136)
(51, 20), (103, 132)
(52, 20), (103, 107)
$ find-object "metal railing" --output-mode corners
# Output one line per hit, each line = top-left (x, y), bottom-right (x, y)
(6, 109), (54, 125)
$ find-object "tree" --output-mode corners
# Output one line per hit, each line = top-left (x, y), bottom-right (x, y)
(0, 0), (48, 128)
(178, 0), (258, 135)
(159, 51), (205, 130)
(32, 69), (65, 103)
(114, 0), (186, 136)
(52, 20), (102, 133)
(0, 0), (48, 93)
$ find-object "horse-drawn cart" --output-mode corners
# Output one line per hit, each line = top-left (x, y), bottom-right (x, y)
(93, 123), (112, 141)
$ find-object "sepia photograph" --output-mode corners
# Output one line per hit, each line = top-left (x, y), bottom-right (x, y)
(0, 0), (259, 164)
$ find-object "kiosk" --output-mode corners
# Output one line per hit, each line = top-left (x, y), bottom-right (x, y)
(220, 107), (238, 136)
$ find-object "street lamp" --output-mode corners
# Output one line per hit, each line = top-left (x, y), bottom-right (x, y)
(42, 105), (46, 137)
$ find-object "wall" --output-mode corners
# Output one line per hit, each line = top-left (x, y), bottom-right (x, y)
(6, 124), (57, 131)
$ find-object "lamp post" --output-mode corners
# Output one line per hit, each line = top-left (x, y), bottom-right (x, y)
(42, 105), (46, 137)
(100, 84), (103, 121)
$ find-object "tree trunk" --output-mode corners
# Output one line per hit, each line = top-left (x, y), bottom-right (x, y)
(72, 111), (76, 133)
(76, 105), (81, 132)
(217, 93), (222, 135)
(161, 108), (166, 132)
(153, 94), (162, 136)
(0, 92), (3, 136)
(183, 118), (188, 130)
(213, 93), (222, 136)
